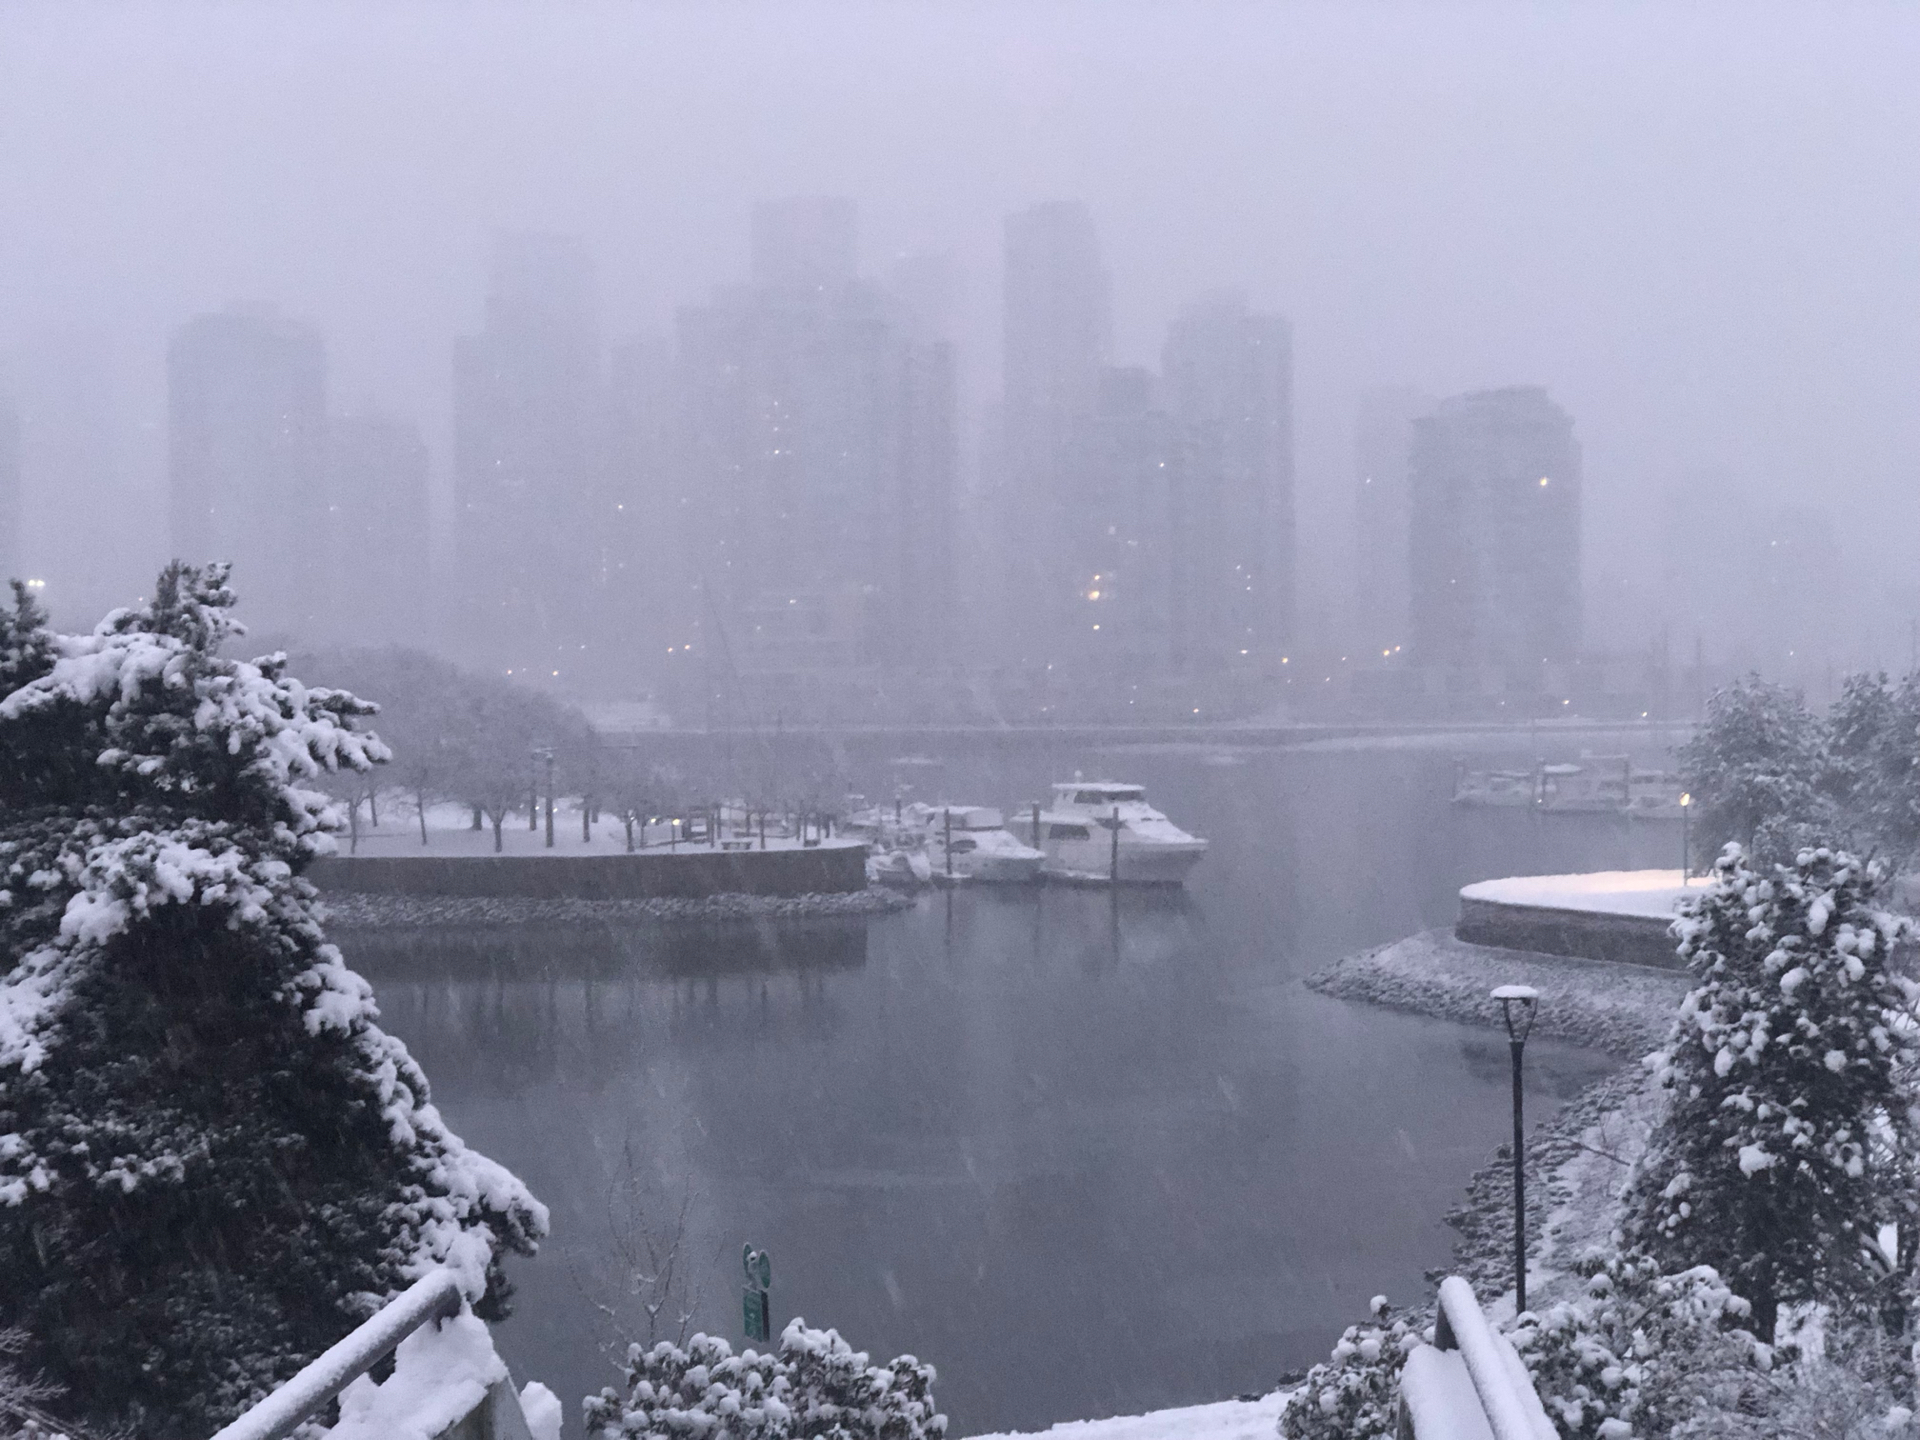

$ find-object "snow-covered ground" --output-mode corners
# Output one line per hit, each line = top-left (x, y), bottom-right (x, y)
(1460, 869), (1695, 918)
(334, 803), (857, 859)
(964, 1390), (1292, 1440)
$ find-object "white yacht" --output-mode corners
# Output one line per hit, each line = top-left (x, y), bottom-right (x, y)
(907, 804), (1045, 883)
(1010, 781), (1208, 885)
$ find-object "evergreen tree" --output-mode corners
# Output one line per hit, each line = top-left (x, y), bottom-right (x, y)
(0, 564), (546, 1438)
(1623, 843), (1919, 1338)
(1826, 670), (1920, 866)
(1677, 674), (1830, 866)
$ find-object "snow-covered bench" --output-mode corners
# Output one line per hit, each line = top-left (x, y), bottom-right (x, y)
(1395, 1277), (1555, 1440)
(206, 1269), (560, 1440)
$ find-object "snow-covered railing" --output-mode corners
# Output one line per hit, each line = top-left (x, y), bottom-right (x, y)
(207, 1267), (540, 1440)
(1396, 1276), (1556, 1440)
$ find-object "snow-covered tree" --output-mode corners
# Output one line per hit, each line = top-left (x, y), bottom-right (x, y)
(1677, 675), (1830, 867)
(584, 1319), (945, 1440)
(1826, 670), (1920, 866)
(1622, 844), (1919, 1339)
(0, 564), (547, 1438)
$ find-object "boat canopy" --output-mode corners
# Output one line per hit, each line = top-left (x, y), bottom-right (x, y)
(1054, 782), (1146, 803)
(932, 805), (1005, 830)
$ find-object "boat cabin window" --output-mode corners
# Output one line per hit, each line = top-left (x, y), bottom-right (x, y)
(1073, 789), (1142, 805)
(948, 838), (978, 853)
(1047, 823), (1092, 840)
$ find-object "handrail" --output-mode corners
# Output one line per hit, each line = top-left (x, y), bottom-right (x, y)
(1432, 1277), (1556, 1440)
(208, 1269), (464, 1440)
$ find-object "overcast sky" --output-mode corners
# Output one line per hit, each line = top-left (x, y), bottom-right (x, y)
(2, 1), (1916, 648)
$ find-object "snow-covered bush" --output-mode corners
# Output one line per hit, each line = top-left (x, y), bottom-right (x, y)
(1277, 1295), (1422, 1440)
(584, 1319), (945, 1440)
(0, 566), (547, 1438)
(1622, 843), (1919, 1339)
(1506, 1252), (1771, 1440)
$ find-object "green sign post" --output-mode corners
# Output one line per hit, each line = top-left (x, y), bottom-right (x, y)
(742, 1245), (772, 1344)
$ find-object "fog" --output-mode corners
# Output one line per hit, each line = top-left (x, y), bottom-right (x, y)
(2, 1), (1916, 715)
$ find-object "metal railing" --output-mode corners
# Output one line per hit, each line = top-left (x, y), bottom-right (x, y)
(1397, 1276), (1557, 1440)
(209, 1270), (465, 1440)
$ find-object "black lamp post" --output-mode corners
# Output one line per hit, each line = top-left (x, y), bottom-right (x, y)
(1493, 984), (1539, 1314)
(532, 745), (556, 849)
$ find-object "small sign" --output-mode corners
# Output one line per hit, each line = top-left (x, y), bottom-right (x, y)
(742, 1245), (772, 1343)
(742, 1285), (770, 1344)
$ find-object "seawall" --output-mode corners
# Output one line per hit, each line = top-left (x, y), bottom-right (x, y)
(310, 841), (869, 900)
(1454, 896), (1680, 969)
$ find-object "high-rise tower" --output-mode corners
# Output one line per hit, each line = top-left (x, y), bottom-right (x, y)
(168, 307), (328, 635)
(452, 233), (603, 680)
(672, 199), (955, 695)
(999, 201), (1111, 660)
(1408, 386), (1581, 673)
(1160, 291), (1294, 669)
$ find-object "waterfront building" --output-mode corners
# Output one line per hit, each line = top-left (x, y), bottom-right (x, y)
(1160, 291), (1295, 670)
(168, 307), (328, 636)
(998, 201), (1111, 663)
(670, 198), (956, 698)
(326, 411), (430, 645)
(1408, 386), (1582, 675)
(452, 232), (603, 681)
(1351, 385), (1432, 657)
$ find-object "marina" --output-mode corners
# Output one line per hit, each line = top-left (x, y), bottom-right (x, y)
(343, 734), (1681, 1434)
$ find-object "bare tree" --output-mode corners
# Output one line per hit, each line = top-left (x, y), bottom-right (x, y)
(568, 1149), (709, 1367)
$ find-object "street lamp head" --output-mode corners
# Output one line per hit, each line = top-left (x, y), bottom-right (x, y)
(1492, 985), (1540, 1044)
(1680, 792), (1691, 808)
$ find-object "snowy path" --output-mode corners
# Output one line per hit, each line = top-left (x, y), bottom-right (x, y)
(964, 1390), (1291, 1440)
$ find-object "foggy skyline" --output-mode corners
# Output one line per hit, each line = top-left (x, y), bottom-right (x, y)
(1, 1), (1916, 679)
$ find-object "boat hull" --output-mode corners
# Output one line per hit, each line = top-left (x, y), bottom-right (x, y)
(1041, 839), (1208, 886)
(949, 851), (1045, 883)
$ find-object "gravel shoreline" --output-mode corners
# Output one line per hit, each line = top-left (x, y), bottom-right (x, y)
(319, 887), (914, 929)
(1308, 927), (1687, 1312)
(1306, 927), (1689, 1059)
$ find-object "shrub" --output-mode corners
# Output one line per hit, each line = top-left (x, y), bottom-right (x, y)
(585, 1320), (945, 1440)
(1277, 1296), (1421, 1440)
(1507, 1253), (1770, 1440)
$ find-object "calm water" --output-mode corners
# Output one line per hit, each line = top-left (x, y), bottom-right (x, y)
(340, 731), (1686, 1434)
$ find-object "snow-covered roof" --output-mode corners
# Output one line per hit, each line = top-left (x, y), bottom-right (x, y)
(1460, 870), (1692, 919)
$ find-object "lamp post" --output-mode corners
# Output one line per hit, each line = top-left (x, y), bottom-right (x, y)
(1493, 984), (1539, 1315)
(1679, 791), (1692, 883)
(532, 746), (556, 849)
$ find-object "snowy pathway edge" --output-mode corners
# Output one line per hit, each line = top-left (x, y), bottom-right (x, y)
(962, 1389), (1293, 1440)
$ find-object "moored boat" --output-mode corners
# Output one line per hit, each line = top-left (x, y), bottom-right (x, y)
(1010, 781), (1207, 885)
(908, 803), (1045, 883)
